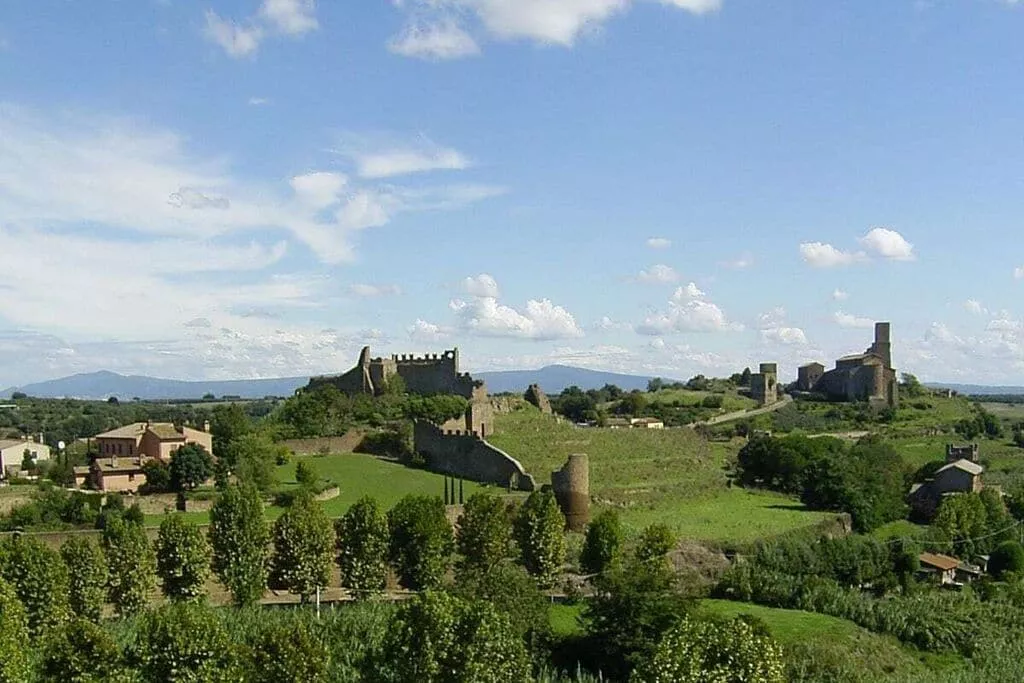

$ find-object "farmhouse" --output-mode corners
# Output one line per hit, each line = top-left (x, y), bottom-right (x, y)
(0, 436), (51, 478)
(909, 458), (985, 519)
(918, 553), (960, 585)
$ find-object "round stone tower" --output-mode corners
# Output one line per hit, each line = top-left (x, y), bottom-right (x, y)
(551, 453), (590, 532)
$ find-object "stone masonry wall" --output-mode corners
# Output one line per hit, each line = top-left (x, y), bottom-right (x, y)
(413, 420), (536, 491)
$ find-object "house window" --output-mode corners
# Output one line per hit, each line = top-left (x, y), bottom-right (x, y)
(118, 443), (123, 455)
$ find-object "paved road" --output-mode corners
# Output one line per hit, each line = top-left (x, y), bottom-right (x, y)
(690, 394), (794, 427)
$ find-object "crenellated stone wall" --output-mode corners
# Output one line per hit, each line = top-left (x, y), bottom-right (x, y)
(413, 420), (536, 491)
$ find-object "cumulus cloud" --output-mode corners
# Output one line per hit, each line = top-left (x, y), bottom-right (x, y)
(462, 273), (501, 298)
(388, 0), (721, 58)
(646, 237), (672, 249)
(637, 283), (742, 335)
(204, 0), (317, 58)
(859, 227), (915, 261)
(756, 307), (807, 345)
(348, 284), (402, 297)
(799, 242), (866, 268)
(833, 311), (875, 329)
(387, 20), (481, 60)
(407, 319), (452, 342)
(832, 289), (849, 301)
(636, 264), (680, 284)
(593, 316), (632, 332)
(445, 274), (583, 340)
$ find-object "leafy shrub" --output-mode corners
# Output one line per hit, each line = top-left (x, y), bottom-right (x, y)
(128, 603), (238, 682)
(990, 540), (1024, 580)
(40, 618), (126, 682)
(580, 510), (623, 575)
(247, 620), (330, 683)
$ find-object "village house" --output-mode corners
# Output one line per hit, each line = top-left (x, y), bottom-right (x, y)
(918, 552), (960, 586)
(909, 458), (984, 519)
(74, 421), (213, 493)
(0, 436), (51, 479)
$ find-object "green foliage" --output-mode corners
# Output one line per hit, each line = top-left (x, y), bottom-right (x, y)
(228, 433), (284, 494)
(378, 590), (530, 683)
(933, 493), (990, 556)
(169, 442), (214, 491)
(634, 523), (677, 565)
(128, 602), (238, 683)
(552, 386), (599, 423)
(102, 515), (157, 617)
(295, 459), (318, 490)
(989, 540), (1024, 580)
(40, 618), (126, 683)
(955, 404), (1003, 440)
(584, 556), (693, 679)
(355, 425), (414, 461)
(0, 536), (70, 636)
(209, 484), (270, 607)
(632, 616), (785, 683)
(247, 620), (330, 683)
(336, 495), (390, 596)
(614, 391), (648, 416)
(405, 394), (470, 424)
(270, 493), (336, 602)
(0, 578), (31, 683)
(451, 561), (551, 648)
(0, 484), (101, 532)
(60, 537), (108, 623)
(387, 495), (454, 590)
(156, 514), (211, 602)
(580, 510), (624, 575)
(211, 402), (251, 458)
(900, 373), (926, 398)
(701, 394), (725, 409)
(514, 490), (566, 588)
(456, 492), (515, 573)
(140, 458), (171, 493)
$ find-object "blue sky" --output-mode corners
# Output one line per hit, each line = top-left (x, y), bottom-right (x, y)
(1, 0), (1023, 387)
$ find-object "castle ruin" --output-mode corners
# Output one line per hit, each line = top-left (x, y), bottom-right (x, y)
(796, 322), (898, 407)
(307, 346), (533, 490)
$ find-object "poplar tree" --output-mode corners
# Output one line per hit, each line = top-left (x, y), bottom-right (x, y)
(208, 484), (269, 607)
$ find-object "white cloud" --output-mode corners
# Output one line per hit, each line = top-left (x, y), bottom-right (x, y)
(248, 97), (271, 106)
(761, 327), (808, 345)
(204, 0), (317, 58)
(756, 307), (787, 330)
(203, 11), (263, 58)
(407, 319), (452, 342)
(462, 273), (501, 298)
(389, 0), (722, 58)
(259, 0), (318, 36)
(1015, 266), (1024, 280)
(593, 316), (632, 332)
(646, 237), (672, 249)
(799, 242), (866, 268)
(833, 311), (875, 329)
(860, 227), (915, 261)
(290, 172), (348, 210)
(349, 284), (402, 297)
(832, 289), (849, 301)
(387, 20), (481, 60)
(964, 299), (987, 315)
(333, 134), (472, 179)
(449, 297), (584, 340)
(636, 264), (680, 284)
(637, 284), (742, 334)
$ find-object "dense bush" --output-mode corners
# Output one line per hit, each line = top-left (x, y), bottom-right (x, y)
(128, 603), (238, 682)
(40, 618), (126, 682)
(247, 619), (330, 683)
(989, 540), (1024, 580)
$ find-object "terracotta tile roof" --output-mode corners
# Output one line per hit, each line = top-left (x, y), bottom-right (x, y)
(95, 423), (147, 439)
(938, 459), (984, 476)
(919, 552), (960, 571)
(146, 424), (184, 440)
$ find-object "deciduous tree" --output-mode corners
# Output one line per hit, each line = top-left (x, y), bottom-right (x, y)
(0, 536), (70, 636)
(336, 496), (389, 597)
(248, 619), (330, 683)
(580, 510), (624, 575)
(0, 578), (30, 682)
(513, 490), (566, 588)
(387, 495), (454, 590)
(456, 493), (514, 574)
(270, 494), (335, 602)
(103, 515), (157, 617)
(128, 602), (238, 683)
(40, 618), (126, 683)
(170, 443), (214, 492)
(156, 514), (211, 602)
(208, 484), (269, 608)
(60, 537), (108, 623)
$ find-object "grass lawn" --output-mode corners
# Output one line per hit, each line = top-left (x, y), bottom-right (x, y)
(609, 489), (836, 544)
(548, 603), (585, 638)
(871, 519), (928, 541)
(647, 388), (756, 413)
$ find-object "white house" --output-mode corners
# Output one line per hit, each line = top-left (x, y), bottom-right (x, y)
(0, 437), (51, 478)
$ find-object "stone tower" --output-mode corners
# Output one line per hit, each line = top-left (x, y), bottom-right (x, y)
(551, 454), (590, 532)
(750, 362), (778, 407)
(871, 322), (892, 369)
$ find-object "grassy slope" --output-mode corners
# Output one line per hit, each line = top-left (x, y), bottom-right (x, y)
(490, 410), (832, 543)
(646, 388), (757, 413)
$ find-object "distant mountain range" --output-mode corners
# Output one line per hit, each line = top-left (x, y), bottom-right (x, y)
(4, 369), (1021, 402)
(1, 365), (673, 400)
